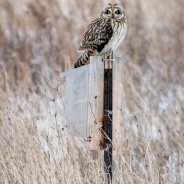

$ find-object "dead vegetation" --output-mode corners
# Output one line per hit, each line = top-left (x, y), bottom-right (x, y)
(0, 0), (184, 183)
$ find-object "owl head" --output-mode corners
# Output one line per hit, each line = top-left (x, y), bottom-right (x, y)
(101, 3), (125, 20)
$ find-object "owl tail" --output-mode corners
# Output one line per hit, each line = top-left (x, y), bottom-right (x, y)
(74, 49), (94, 68)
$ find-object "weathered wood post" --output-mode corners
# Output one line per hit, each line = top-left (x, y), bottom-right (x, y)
(59, 56), (123, 183)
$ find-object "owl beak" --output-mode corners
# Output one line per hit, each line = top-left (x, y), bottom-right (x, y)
(112, 14), (114, 18)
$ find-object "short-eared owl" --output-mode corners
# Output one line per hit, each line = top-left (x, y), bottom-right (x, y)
(74, 3), (127, 68)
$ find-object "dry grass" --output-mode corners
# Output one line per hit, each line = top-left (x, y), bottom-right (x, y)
(0, 0), (184, 183)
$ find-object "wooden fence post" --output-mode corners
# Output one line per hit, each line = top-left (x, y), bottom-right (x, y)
(59, 56), (123, 183)
(88, 56), (104, 150)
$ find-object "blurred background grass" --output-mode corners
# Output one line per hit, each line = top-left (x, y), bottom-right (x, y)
(0, 0), (184, 183)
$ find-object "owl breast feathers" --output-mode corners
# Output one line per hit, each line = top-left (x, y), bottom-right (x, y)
(74, 3), (127, 68)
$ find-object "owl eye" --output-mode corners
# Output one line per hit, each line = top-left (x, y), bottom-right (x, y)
(105, 10), (111, 14)
(115, 10), (121, 14)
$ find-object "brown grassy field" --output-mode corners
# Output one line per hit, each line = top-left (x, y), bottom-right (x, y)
(0, 0), (184, 183)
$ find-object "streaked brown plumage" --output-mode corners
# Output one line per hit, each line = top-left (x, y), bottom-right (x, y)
(74, 3), (127, 68)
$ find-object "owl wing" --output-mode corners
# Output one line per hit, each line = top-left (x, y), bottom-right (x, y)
(78, 18), (113, 53)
